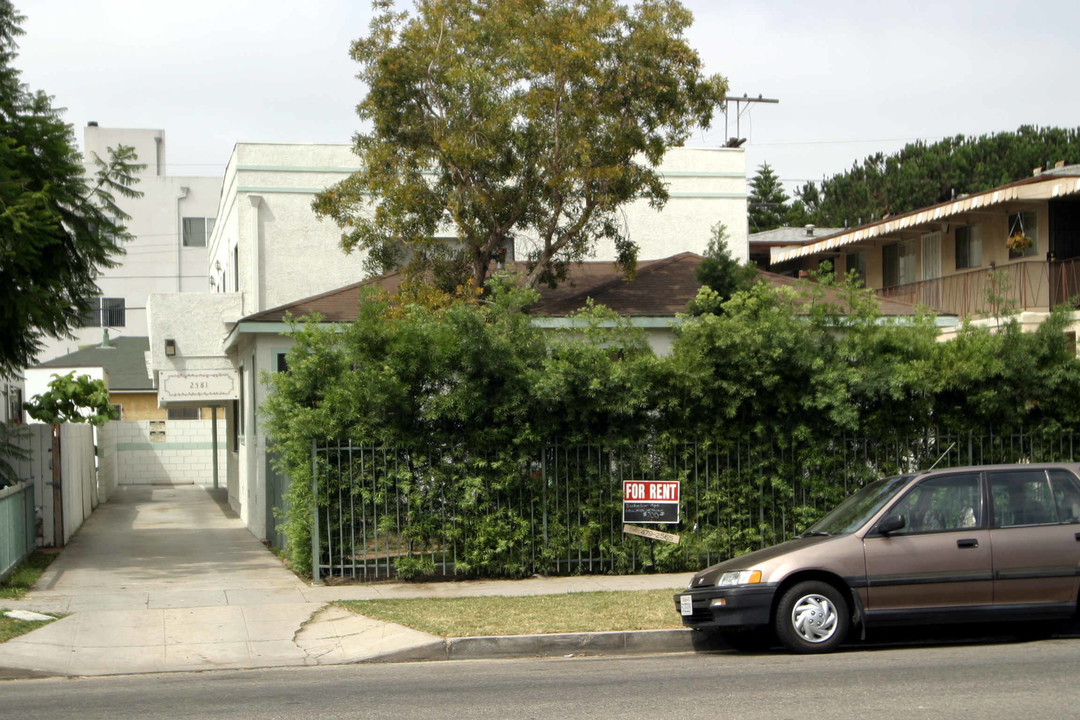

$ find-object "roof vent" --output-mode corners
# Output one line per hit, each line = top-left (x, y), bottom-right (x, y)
(804, 224), (815, 236)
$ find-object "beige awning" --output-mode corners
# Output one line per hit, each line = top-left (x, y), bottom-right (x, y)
(773, 174), (1080, 264)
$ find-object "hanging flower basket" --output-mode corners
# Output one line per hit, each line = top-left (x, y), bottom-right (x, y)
(1007, 230), (1033, 251)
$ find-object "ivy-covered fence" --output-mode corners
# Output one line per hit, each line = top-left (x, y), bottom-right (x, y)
(309, 429), (1080, 582)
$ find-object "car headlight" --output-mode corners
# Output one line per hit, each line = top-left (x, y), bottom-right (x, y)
(716, 570), (762, 587)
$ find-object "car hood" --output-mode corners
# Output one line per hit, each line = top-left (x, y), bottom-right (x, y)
(687, 535), (841, 588)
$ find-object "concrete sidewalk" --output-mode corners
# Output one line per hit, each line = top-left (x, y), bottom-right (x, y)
(0, 485), (695, 677)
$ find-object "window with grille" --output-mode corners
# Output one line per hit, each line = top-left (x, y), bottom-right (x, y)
(83, 297), (126, 327)
(167, 407), (200, 420)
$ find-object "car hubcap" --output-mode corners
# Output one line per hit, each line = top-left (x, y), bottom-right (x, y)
(791, 594), (838, 643)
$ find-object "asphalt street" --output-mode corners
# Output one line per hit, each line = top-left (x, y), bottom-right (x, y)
(3, 636), (1079, 719)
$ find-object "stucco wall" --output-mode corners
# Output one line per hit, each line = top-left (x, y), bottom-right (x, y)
(205, 143), (749, 320)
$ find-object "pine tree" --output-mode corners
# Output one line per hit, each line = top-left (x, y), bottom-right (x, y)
(747, 162), (790, 232)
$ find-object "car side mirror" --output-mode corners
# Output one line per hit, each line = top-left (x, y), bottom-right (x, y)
(876, 514), (905, 535)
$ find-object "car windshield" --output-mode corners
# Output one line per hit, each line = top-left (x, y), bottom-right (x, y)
(802, 475), (913, 536)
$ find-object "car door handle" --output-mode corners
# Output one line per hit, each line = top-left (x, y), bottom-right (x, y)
(957, 538), (979, 548)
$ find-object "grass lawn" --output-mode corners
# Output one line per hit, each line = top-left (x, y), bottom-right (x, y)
(338, 588), (684, 637)
(0, 552), (57, 600)
(0, 611), (56, 644)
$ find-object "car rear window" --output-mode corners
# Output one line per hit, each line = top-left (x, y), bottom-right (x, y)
(1050, 470), (1080, 524)
(988, 469), (1057, 527)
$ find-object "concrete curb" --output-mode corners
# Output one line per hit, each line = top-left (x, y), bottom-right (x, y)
(359, 628), (714, 663)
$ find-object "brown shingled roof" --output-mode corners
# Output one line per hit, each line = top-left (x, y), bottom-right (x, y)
(241, 252), (934, 324)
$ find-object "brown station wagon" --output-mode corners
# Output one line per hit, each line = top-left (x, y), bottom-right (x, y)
(675, 463), (1080, 653)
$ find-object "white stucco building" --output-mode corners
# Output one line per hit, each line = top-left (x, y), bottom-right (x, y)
(35, 126), (222, 362)
(148, 141), (748, 541)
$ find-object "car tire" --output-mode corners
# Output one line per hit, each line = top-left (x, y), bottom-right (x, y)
(720, 627), (774, 651)
(774, 581), (849, 654)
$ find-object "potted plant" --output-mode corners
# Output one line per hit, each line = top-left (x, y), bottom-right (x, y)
(1006, 230), (1033, 251)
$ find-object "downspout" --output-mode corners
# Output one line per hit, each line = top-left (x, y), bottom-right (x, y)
(176, 186), (189, 291)
(154, 133), (163, 176)
(248, 195), (263, 314)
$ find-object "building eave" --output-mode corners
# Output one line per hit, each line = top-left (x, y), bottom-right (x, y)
(773, 175), (1080, 264)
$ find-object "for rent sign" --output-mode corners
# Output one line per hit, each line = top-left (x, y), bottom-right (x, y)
(622, 480), (680, 524)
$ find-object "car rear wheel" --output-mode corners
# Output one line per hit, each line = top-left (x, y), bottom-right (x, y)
(774, 581), (849, 654)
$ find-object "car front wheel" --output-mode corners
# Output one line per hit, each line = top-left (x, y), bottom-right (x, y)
(774, 581), (849, 654)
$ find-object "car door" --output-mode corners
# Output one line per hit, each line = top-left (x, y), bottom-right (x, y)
(987, 468), (1080, 609)
(863, 472), (992, 619)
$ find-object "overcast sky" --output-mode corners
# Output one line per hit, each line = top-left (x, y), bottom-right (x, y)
(15, 0), (1080, 194)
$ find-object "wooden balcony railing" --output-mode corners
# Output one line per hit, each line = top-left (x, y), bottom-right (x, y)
(876, 257), (1080, 318)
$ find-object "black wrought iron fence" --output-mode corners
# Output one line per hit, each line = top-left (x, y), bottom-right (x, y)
(309, 430), (1080, 582)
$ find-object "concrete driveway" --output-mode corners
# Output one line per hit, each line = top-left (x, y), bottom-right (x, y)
(0, 485), (437, 675)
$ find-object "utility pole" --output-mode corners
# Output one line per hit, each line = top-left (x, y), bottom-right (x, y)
(723, 94), (780, 147)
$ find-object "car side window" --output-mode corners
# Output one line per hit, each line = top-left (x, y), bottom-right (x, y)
(1049, 470), (1080, 524)
(888, 474), (982, 534)
(988, 470), (1057, 527)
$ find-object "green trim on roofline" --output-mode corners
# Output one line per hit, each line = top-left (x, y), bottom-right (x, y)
(659, 171), (745, 178)
(237, 186), (744, 200)
(235, 165), (742, 179)
(667, 192), (747, 199)
(237, 186), (356, 196)
(237, 165), (364, 174)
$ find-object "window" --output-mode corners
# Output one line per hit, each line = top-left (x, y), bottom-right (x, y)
(238, 365), (245, 440)
(231, 399), (239, 453)
(989, 470), (1056, 526)
(111, 403), (123, 421)
(7, 386), (22, 424)
(1007, 210), (1038, 259)
(882, 240), (916, 288)
(182, 217), (216, 247)
(167, 407), (200, 420)
(955, 224), (982, 269)
(1050, 470), (1080, 523)
(889, 474), (982, 533)
(83, 297), (126, 327)
(846, 251), (866, 286)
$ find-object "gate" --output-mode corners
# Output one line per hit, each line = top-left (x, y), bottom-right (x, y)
(265, 452), (288, 550)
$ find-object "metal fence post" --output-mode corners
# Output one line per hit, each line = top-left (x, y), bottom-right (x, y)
(311, 439), (321, 585)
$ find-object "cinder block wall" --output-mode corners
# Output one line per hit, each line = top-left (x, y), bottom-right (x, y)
(114, 420), (229, 486)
